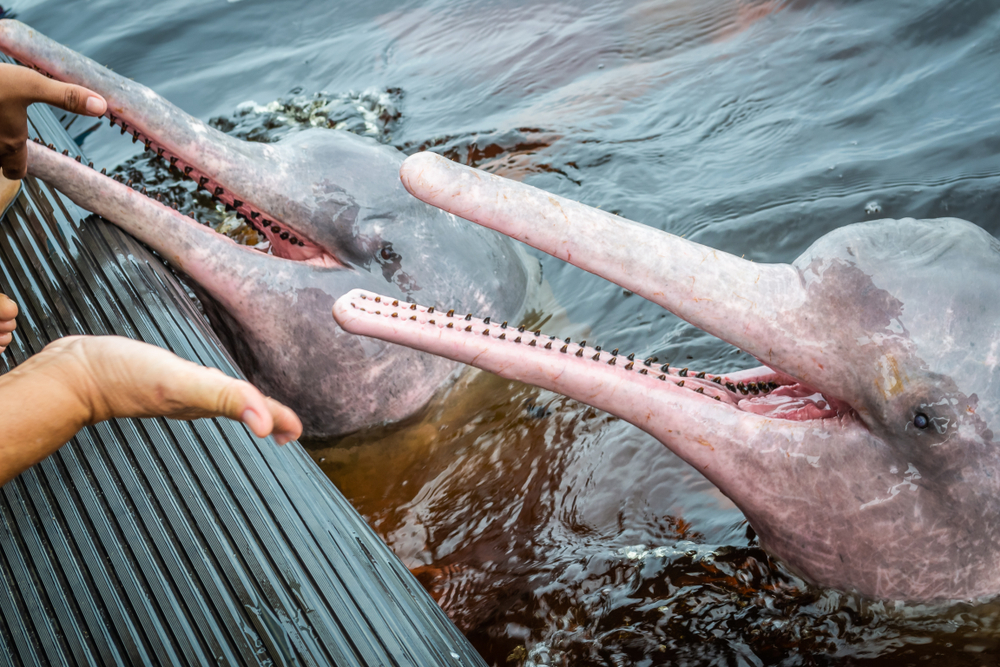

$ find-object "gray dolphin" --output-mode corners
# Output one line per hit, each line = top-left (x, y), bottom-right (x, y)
(0, 21), (536, 438)
(334, 152), (1000, 602)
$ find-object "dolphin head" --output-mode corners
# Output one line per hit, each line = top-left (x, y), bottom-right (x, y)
(334, 152), (1000, 601)
(0, 21), (534, 437)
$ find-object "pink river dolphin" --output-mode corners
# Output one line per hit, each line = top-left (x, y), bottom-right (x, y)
(333, 152), (1000, 602)
(0, 21), (536, 438)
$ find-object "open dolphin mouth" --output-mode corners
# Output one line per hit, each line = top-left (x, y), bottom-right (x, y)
(334, 290), (848, 427)
(26, 140), (338, 266)
(2, 20), (340, 269)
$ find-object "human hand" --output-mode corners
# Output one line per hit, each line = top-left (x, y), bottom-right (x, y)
(0, 293), (15, 354)
(0, 62), (107, 179)
(28, 335), (302, 443)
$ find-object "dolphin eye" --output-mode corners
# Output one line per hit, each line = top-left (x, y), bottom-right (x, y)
(913, 412), (930, 430)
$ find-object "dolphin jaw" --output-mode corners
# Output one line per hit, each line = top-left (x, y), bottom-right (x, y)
(29, 139), (343, 268)
(333, 289), (850, 430)
(1, 24), (343, 269)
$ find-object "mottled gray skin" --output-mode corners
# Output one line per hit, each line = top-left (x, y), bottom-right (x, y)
(0, 21), (535, 437)
(335, 153), (1000, 600)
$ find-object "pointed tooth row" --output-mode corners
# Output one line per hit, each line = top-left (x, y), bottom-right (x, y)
(33, 116), (311, 250)
(347, 293), (781, 402)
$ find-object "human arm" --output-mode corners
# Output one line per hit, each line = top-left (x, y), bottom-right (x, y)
(0, 334), (302, 486)
(0, 61), (106, 179)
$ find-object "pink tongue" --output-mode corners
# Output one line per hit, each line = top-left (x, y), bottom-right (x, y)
(738, 384), (839, 421)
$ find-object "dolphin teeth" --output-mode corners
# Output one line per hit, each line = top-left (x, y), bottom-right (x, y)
(465, 325), (472, 332)
(101, 168), (106, 175)
(639, 368), (648, 374)
(517, 325), (525, 332)
(120, 124), (128, 134)
(679, 368), (689, 377)
(429, 320), (435, 325)
(714, 395), (721, 401)
(47, 143), (54, 150)
(392, 300), (399, 306)
(465, 314), (472, 321)
(75, 155), (82, 163)
(144, 140), (151, 150)
(374, 296), (381, 302)
(271, 226), (281, 234)
(660, 364), (670, 373)
(126, 179), (133, 187)
(157, 148), (164, 157)
(183, 165), (192, 174)
(659, 375), (667, 381)
(534, 330), (541, 337)
(611, 348), (619, 356)
(545, 341), (552, 349)
(62, 149), (69, 156)
(514, 337), (522, 343)
(233, 200), (244, 208)
(447, 309), (455, 317)
(695, 387), (704, 394)
(529, 340), (536, 347)
(262, 220), (272, 227)
(676, 380), (685, 387)
(289, 236), (297, 244)
(199, 176), (209, 186)
(483, 317), (490, 325)
(109, 114), (116, 123)
(592, 353), (600, 361)
(170, 157), (178, 166)
(483, 329), (490, 335)
(576, 348), (584, 357)
(132, 134), (138, 143)
(696, 371), (706, 378)
(427, 307), (434, 313)
(499, 333), (506, 340)
(214, 187), (224, 196)
(409, 304), (417, 310)
(608, 357), (616, 366)
(712, 377), (722, 384)
(280, 232), (289, 240)
(625, 361), (634, 370)
(627, 353), (635, 361)
(88, 162), (93, 168)
(726, 382), (737, 392)
(250, 212), (260, 219)
(447, 322), (454, 328)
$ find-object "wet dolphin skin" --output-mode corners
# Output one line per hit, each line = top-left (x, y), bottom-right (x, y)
(335, 152), (1000, 602)
(0, 21), (536, 438)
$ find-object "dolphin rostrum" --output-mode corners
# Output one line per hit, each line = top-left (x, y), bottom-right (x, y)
(0, 21), (536, 438)
(333, 151), (1000, 602)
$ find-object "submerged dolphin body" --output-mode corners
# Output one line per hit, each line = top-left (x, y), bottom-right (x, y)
(334, 152), (1000, 602)
(0, 21), (536, 437)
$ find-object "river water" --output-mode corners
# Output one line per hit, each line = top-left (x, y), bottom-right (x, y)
(15, 0), (1000, 664)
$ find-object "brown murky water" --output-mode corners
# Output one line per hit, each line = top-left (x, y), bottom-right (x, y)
(31, 0), (1000, 663)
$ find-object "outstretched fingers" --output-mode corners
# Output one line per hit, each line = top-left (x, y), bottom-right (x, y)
(202, 369), (303, 444)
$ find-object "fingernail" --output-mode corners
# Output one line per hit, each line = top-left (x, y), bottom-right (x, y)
(275, 434), (291, 446)
(241, 408), (263, 435)
(85, 96), (105, 114)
